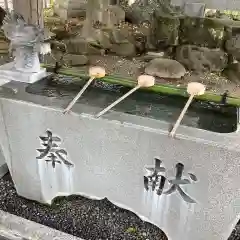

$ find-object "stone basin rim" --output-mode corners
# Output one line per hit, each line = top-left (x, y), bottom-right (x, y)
(41, 64), (240, 107)
(0, 80), (239, 153)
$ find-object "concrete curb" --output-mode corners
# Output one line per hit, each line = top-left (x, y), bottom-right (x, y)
(0, 210), (83, 240)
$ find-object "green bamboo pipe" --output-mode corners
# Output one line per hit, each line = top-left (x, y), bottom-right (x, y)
(41, 64), (240, 107)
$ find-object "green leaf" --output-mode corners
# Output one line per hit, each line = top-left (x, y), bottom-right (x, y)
(126, 227), (137, 233)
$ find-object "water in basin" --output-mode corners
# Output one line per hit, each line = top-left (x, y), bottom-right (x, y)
(25, 74), (238, 133)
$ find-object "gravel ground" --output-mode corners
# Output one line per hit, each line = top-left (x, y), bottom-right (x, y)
(0, 173), (239, 240)
(0, 174), (167, 240)
(229, 225), (240, 240)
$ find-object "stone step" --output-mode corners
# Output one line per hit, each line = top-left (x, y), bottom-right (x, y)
(0, 210), (83, 240)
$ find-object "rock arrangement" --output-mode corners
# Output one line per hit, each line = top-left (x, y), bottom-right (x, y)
(0, 33), (9, 54)
(0, 7), (8, 54)
(51, 0), (240, 81)
(54, 0), (87, 20)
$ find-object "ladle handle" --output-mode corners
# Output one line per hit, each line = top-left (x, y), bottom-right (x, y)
(170, 94), (194, 137)
(96, 85), (140, 118)
(63, 77), (95, 114)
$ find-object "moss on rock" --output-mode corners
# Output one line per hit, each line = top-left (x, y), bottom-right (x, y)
(225, 23), (240, 61)
(180, 17), (225, 48)
(153, 12), (180, 46)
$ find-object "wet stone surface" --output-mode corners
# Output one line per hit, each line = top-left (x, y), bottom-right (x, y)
(25, 74), (238, 133)
(0, 174), (167, 240)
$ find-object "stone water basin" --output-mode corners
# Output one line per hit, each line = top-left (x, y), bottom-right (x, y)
(0, 73), (239, 240)
(25, 74), (238, 133)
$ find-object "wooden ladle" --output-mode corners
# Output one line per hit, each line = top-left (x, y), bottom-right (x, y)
(169, 82), (206, 137)
(95, 75), (155, 118)
(63, 66), (106, 114)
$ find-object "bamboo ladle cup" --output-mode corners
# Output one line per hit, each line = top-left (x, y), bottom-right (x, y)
(95, 75), (155, 118)
(63, 66), (106, 114)
(169, 82), (206, 137)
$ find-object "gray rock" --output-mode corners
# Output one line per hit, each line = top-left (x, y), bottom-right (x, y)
(124, 0), (175, 24)
(223, 61), (240, 83)
(145, 58), (186, 78)
(141, 51), (167, 62)
(153, 13), (180, 47)
(176, 44), (228, 73)
(180, 17), (225, 48)
(147, 51), (165, 58)
(205, 9), (218, 18)
(86, 2), (124, 30)
(225, 27), (240, 61)
(94, 29), (112, 49)
(51, 41), (67, 52)
(54, 0), (87, 20)
(110, 42), (136, 57)
(64, 37), (102, 55)
(43, 54), (57, 65)
(138, 21), (155, 50)
(110, 28), (130, 44)
(183, 3), (205, 17)
(108, 5), (125, 24)
(52, 26), (75, 40)
(0, 40), (9, 51)
(63, 54), (89, 66)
